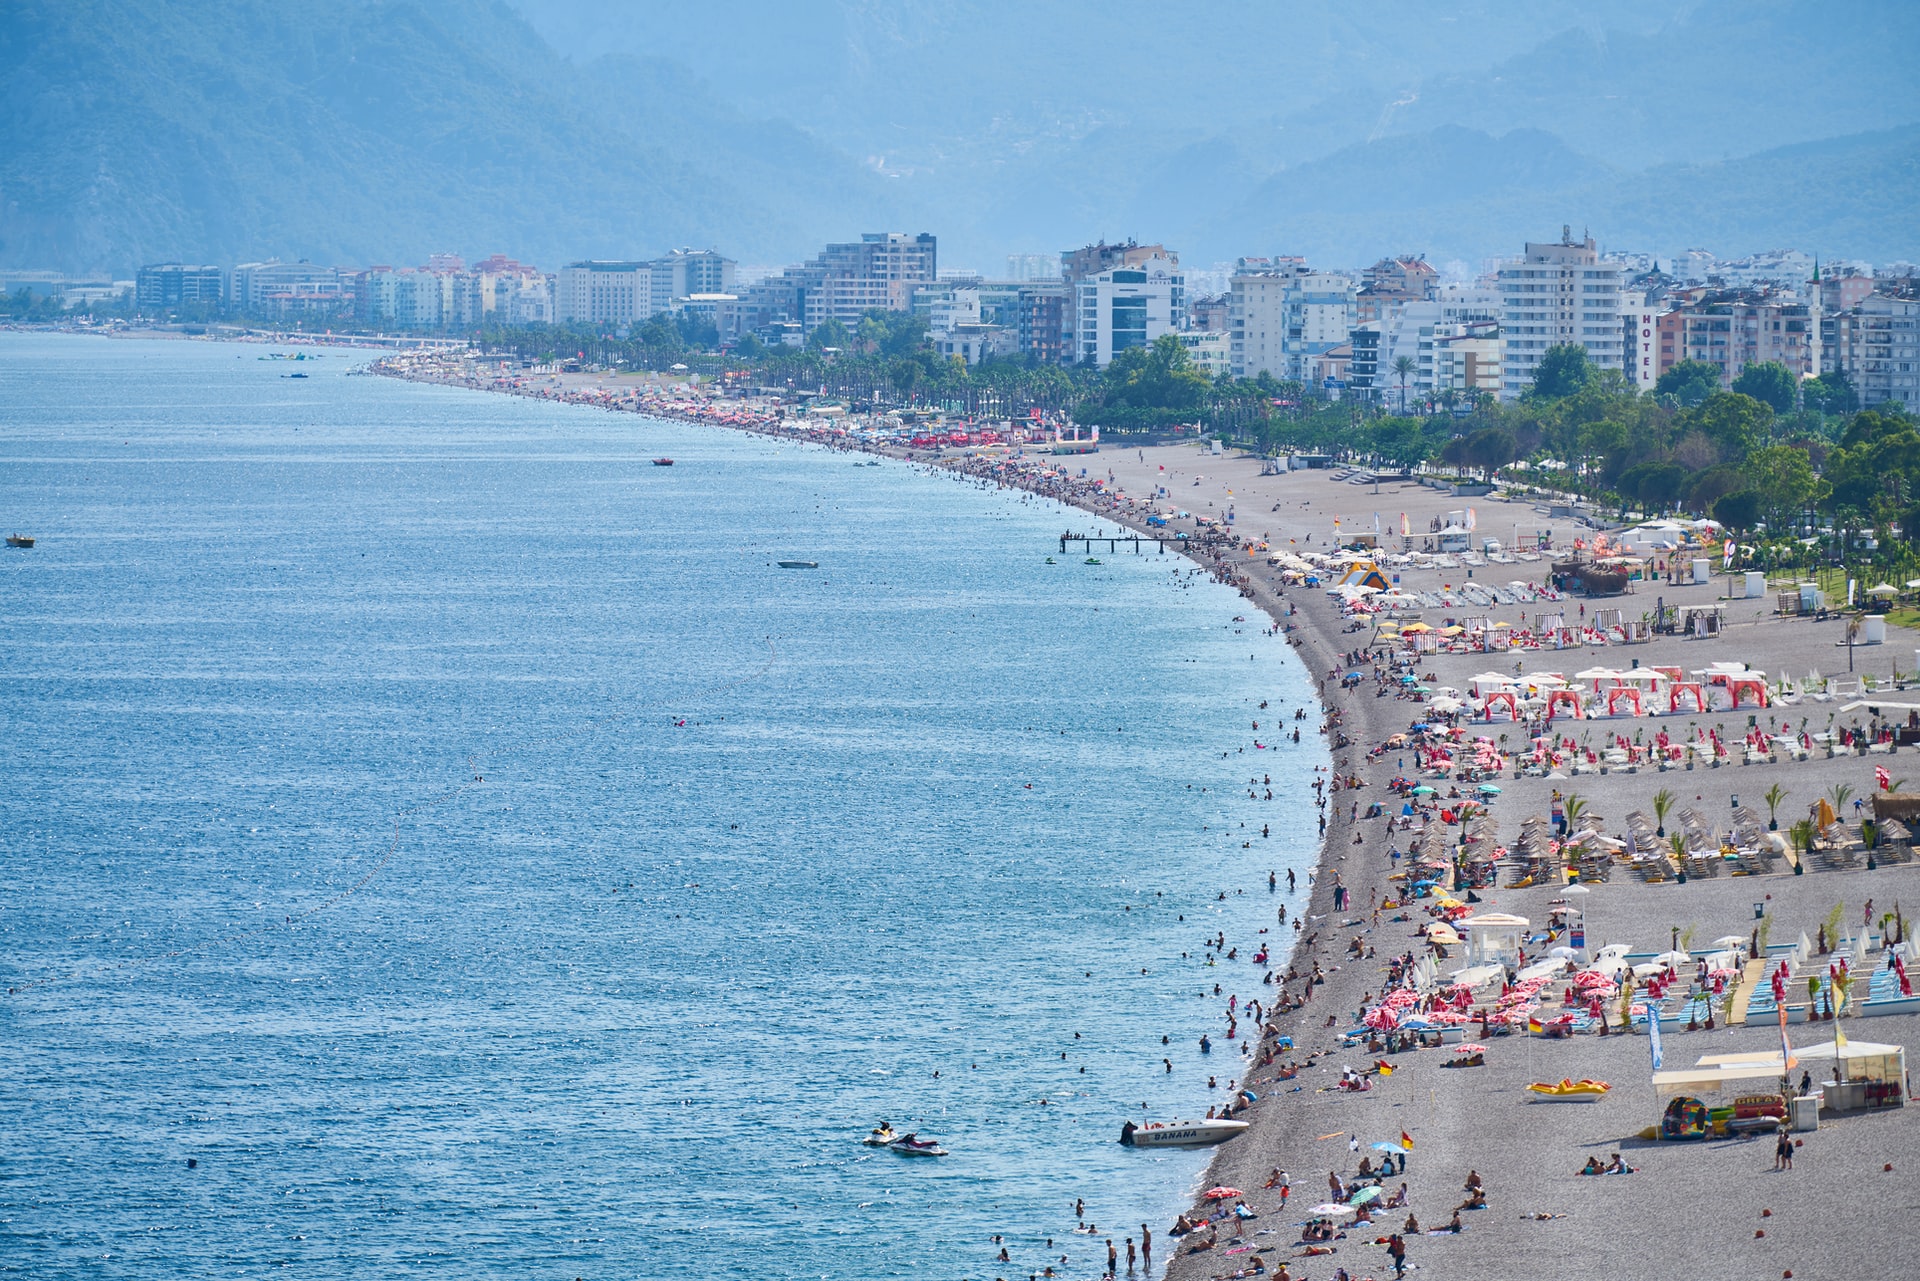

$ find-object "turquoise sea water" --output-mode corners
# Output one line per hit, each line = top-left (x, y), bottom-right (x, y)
(0, 334), (1326, 1279)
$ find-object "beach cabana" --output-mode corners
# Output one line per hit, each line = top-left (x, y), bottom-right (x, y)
(1481, 691), (1521, 721)
(1545, 689), (1584, 720)
(1604, 686), (1645, 717)
(1669, 682), (1708, 713)
(1460, 913), (1530, 969)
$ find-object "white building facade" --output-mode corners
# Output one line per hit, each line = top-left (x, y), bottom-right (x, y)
(555, 261), (655, 326)
(1496, 228), (1625, 397)
(1077, 254), (1184, 367)
(1229, 265), (1357, 381)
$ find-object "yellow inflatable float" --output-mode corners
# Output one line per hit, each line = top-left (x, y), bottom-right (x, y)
(1526, 1077), (1612, 1102)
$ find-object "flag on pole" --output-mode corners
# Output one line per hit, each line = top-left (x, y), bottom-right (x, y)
(1646, 1000), (1665, 1072)
(1465, 507), (1477, 531)
(1778, 1003), (1796, 1072)
(1877, 765), (1891, 791)
(1399, 1130), (1414, 1151)
(1400, 512), (1410, 537)
(1373, 512), (1381, 533)
(1724, 539), (1736, 569)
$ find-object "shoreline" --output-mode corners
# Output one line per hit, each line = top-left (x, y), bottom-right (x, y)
(367, 357), (1385, 1272)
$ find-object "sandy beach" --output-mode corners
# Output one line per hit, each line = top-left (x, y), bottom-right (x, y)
(375, 357), (1920, 1281)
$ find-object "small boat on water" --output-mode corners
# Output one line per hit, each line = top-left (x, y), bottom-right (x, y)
(861, 1122), (897, 1147)
(888, 1133), (948, 1157)
(285, 372), (308, 378)
(652, 458), (674, 466)
(777, 560), (819, 569)
(1084, 557), (1102, 565)
(1045, 557), (1057, 564)
(6, 534), (33, 548)
(1119, 1119), (1250, 1148)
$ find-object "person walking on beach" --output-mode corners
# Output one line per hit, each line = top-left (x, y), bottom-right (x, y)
(1776, 1131), (1794, 1170)
(1106, 1237), (1117, 1276)
(1126, 1237), (1136, 1272)
(1140, 1225), (1151, 1270)
(1387, 1232), (1407, 1278)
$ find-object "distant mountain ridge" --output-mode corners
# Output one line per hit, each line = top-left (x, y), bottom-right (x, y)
(1, 0), (1914, 275)
(0, 0), (897, 274)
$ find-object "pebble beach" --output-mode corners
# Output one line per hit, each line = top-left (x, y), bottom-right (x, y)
(376, 357), (1920, 1281)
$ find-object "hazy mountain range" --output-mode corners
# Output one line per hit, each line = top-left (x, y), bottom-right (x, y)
(4, 0), (1915, 277)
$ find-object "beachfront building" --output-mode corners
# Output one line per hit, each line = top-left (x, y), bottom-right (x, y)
(1076, 253), (1185, 367)
(1229, 260), (1358, 382)
(228, 260), (342, 313)
(646, 249), (736, 315)
(1826, 292), (1920, 412)
(1059, 241), (1176, 365)
(1346, 285), (1501, 402)
(722, 232), (937, 342)
(135, 263), (225, 311)
(1496, 227), (1626, 397)
(1356, 254), (1439, 323)
(1017, 283), (1069, 364)
(802, 233), (938, 330)
(1649, 289), (1821, 391)
(555, 261), (655, 326)
(1429, 321), (1504, 399)
(394, 270), (453, 328)
(1178, 330), (1231, 377)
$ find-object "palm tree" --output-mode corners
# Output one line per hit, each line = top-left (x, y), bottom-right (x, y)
(1828, 783), (1855, 818)
(1651, 788), (1676, 838)
(1391, 356), (1417, 414)
(1789, 819), (1816, 874)
(1562, 793), (1588, 835)
(1763, 783), (1790, 831)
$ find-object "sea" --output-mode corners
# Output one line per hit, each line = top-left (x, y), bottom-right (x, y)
(0, 332), (1328, 1279)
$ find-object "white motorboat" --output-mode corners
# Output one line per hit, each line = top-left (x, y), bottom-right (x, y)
(860, 1124), (897, 1147)
(887, 1133), (948, 1157)
(1119, 1118), (1251, 1147)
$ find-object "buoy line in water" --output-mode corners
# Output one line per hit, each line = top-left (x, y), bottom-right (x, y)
(6, 636), (782, 996)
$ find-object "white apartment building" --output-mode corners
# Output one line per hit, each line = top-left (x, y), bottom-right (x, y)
(1077, 254), (1184, 367)
(1496, 228), (1625, 397)
(228, 260), (341, 312)
(392, 271), (451, 328)
(1229, 266), (1357, 381)
(507, 274), (554, 326)
(1429, 322), (1503, 397)
(555, 261), (655, 326)
(1362, 286), (1502, 398)
(1178, 331), (1231, 377)
(647, 249), (736, 315)
(1851, 294), (1920, 412)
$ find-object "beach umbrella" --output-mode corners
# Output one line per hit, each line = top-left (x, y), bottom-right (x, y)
(1411, 785), (1436, 796)
(1203, 1187), (1243, 1201)
(1371, 1141), (1405, 1152)
(1653, 950), (1691, 967)
(1309, 1204), (1359, 1218)
(1349, 1185), (1384, 1205)
(1549, 946), (1580, 959)
(1711, 935), (1747, 949)
(1364, 1006), (1400, 1030)
(1477, 784), (1502, 795)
